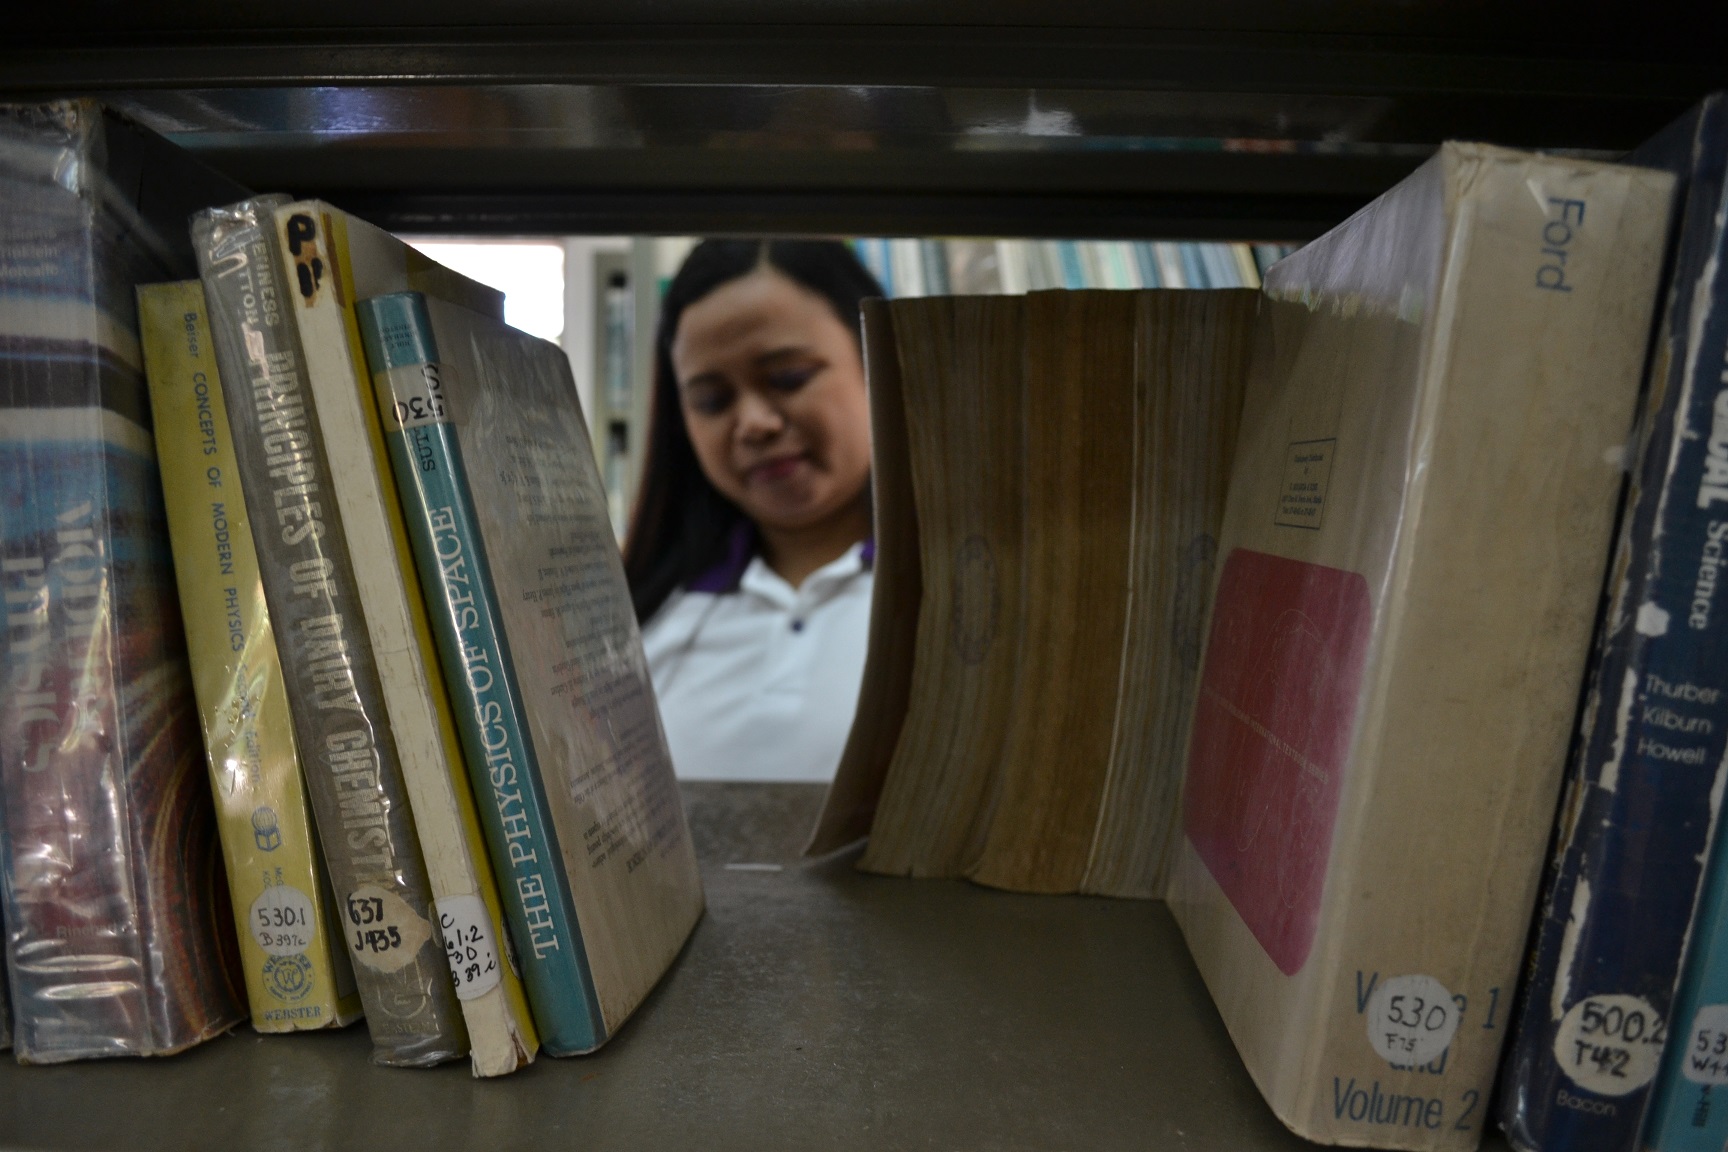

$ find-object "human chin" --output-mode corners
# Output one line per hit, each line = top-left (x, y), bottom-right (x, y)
(742, 466), (830, 526)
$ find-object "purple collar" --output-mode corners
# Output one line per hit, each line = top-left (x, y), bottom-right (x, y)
(687, 521), (874, 594)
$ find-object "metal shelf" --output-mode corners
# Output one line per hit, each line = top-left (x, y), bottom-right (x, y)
(0, 783), (1511, 1152)
(6, 4), (1722, 237)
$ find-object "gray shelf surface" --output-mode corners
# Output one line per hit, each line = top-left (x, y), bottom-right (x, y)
(0, 782), (1512, 1151)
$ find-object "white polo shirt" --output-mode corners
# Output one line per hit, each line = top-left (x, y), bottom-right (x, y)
(641, 536), (874, 782)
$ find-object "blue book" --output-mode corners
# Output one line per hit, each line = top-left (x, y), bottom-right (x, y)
(1628, 95), (1728, 1152)
(1498, 94), (1728, 1152)
(1130, 242), (1163, 288)
(1178, 243), (1210, 288)
(919, 239), (952, 295)
(356, 291), (703, 1054)
(1054, 241), (1088, 289)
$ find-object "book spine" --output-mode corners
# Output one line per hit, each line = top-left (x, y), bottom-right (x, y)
(356, 291), (603, 1055)
(1, 104), (242, 1062)
(1500, 117), (1728, 1152)
(138, 280), (361, 1033)
(277, 203), (536, 1076)
(0, 922), (9, 1049)
(1647, 801), (1728, 1151)
(192, 197), (467, 1068)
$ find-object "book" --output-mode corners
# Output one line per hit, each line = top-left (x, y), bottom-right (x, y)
(1569, 94), (1728, 1152)
(271, 200), (536, 1077)
(192, 195), (468, 1069)
(808, 288), (1256, 897)
(1166, 143), (1675, 1150)
(1498, 96), (1728, 1152)
(0, 99), (246, 1062)
(137, 279), (362, 1034)
(805, 299), (923, 855)
(355, 289), (704, 1050)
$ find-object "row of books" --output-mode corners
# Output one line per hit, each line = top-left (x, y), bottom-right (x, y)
(0, 100), (703, 1075)
(848, 236), (1294, 298)
(811, 95), (1728, 1152)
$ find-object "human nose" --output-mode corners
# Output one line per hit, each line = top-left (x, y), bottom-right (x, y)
(734, 389), (785, 444)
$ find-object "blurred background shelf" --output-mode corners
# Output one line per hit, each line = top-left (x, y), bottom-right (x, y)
(0, 783), (1515, 1152)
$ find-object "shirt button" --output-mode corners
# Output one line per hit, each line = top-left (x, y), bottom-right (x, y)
(790, 619), (805, 633)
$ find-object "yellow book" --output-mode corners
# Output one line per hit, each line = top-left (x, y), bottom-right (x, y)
(273, 202), (538, 1075)
(137, 280), (362, 1032)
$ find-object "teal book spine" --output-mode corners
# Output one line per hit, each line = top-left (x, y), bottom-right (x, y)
(1647, 836), (1728, 1152)
(355, 291), (602, 1055)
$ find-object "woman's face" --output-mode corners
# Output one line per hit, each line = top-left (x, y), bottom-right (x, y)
(671, 267), (872, 534)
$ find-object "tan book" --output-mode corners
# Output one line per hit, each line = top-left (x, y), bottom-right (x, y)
(806, 300), (922, 855)
(1167, 143), (1674, 1149)
(968, 291), (1139, 891)
(812, 289), (1255, 898)
(854, 296), (1029, 877)
(1083, 289), (1254, 897)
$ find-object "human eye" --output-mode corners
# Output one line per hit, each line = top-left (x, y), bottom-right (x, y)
(682, 381), (735, 417)
(764, 364), (820, 393)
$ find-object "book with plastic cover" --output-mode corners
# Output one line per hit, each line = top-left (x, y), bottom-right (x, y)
(193, 196), (467, 1068)
(0, 99), (246, 1062)
(1167, 143), (1674, 1149)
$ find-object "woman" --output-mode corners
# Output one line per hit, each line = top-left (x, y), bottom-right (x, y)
(625, 240), (884, 782)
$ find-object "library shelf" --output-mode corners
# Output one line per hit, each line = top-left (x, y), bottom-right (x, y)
(8, 4), (1726, 238)
(0, 782), (1513, 1152)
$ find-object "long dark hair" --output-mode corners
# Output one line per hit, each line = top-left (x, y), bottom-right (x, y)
(623, 239), (884, 623)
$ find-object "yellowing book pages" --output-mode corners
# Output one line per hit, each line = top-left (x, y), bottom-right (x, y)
(812, 289), (1254, 898)
(138, 280), (361, 1033)
(272, 201), (536, 1077)
(1167, 143), (1675, 1149)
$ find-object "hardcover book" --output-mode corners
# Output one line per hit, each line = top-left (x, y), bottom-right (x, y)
(1577, 94), (1728, 1152)
(271, 200), (536, 1076)
(138, 279), (362, 1034)
(357, 290), (703, 1050)
(0, 100), (246, 1062)
(193, 196), (468, 1069)
(1167, 143), (1674, 1149)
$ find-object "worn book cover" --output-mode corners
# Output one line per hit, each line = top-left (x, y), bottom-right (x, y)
(0, 100), (246, 1062)
(272, 201), (535, 1076)
(359, 290), (702, 1047)
(1500, 95), (1728, 1152)
(194, 196), (467, 1068)
(1561, 94), (1728, 1152)
(1168, 143), (1674, 1149)
(139, 279), (362, 1033)
(357, 290), (602, 1054)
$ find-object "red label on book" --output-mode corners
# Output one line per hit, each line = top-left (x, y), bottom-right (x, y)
(1183, 548), (1372, 975)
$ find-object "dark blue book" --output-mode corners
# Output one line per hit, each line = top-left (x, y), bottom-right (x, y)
(1499, 93), (1728, 1152)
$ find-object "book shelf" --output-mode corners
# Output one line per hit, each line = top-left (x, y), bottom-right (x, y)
(10, 4), (1726, 239)
(0, 783), (1515, 1152)
(3, 7), (1725, 1148)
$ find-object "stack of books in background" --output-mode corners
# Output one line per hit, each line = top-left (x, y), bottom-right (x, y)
(849, 235), (1289, 296)
(10, 82), (1728, 1152)
(0, 99), (702, 1076)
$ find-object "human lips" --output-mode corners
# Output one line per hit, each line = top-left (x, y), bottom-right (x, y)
(746, 453), (809, 485)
